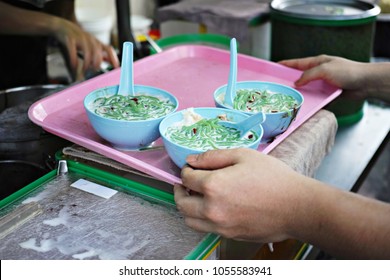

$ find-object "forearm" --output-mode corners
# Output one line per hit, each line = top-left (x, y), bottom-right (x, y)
(0, 1), (60, 37)
(291, 177), (390, 259)
(360, 62), (390, 103)
(44, 0), (76, 22)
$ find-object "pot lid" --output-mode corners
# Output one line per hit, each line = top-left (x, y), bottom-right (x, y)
(270, 0), (380, 20)
(0, 101), (42, 142)
(0, 85), (65, 142)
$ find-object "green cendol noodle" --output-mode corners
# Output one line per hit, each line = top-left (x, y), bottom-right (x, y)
(166, 117), (258, 150)
(91, 94), (175, 121)
(232, 89), (298, 113)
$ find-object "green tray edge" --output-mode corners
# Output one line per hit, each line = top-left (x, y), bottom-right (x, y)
(184, 234), (221, 260)
(63, 158), (221, 259)
(0, 155), (221, 260)
(0, 170), (56, 209)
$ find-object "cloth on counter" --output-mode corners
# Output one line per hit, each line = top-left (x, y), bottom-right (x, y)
(270, 109), (338, 177)
(157, 0), (271, 41)
(62, 109), (338, 180)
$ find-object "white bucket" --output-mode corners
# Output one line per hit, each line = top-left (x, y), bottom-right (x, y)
(76, 7), (114, 45)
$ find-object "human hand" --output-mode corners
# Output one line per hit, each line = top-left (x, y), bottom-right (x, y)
(280, 54), (390, 103)
(175, 149), (390, 259)
(279, 55), (369, 99)
(174, 148), (308, 243)
(53, 17), (119, 75)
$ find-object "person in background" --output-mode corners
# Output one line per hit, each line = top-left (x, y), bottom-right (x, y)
(174, 55), (390, 259)
(0, 0), (119, 90)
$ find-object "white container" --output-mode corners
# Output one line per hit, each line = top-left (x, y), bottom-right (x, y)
(76, 7), (114, 45)
(208, 21), (270, 60)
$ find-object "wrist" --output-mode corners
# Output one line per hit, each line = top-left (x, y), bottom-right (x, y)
(362, 63), (390, 101)
(284, 176), (332, 242)
(38, 14), (62, 37)
(281, 175), (315, 240)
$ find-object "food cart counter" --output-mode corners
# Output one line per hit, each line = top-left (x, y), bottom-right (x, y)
(0, 107), (338, 260)
(3, 44), (384, 260)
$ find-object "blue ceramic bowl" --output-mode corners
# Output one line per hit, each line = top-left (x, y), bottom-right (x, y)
(84, 85), (178, 150)
(214, 81), (304, 142)
(159, 107), (264, 168)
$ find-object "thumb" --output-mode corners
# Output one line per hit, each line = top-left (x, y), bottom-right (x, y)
(186, 148), (244, 170)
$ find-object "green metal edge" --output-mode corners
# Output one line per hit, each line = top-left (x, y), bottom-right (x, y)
(65, 159), (222, 260)
(0, 170), (56, 209)
(184, 233), (221, 260)
(0, 155), (221, 259)
(0, 157), (175, 209)
(294, 243), (310, 260)
(271, 12), (377, 26)
(150, 33), (232, 54)
(336, 106), (365, 126)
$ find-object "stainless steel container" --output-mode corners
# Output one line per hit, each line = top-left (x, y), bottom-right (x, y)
(270, 0), (380, 62)
(0, 84), (64, 112)
(270, 0), (380, 125)
(0, 84), (71, 168)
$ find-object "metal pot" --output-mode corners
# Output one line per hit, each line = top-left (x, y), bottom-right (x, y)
(0, 84), (65, 112)
(0, 160), (47, 200)
(269, 0), (380, 125)
(270, 0), (380, 62)
(0, 85), (71, 170)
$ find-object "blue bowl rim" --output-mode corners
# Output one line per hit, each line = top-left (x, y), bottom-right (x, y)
(83, 84), (179, 123)
(213, 80), (304, 115)
(159, 107), (264, 153)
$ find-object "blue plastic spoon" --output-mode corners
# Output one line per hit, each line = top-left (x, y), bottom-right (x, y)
(224, 38), (237, 107)
(219, 111), (265, 138)
(117, 42), (135, 96)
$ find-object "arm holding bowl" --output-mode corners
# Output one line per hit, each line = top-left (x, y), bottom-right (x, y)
(174, 148), (390, 259)
(174, 56), (390, 259)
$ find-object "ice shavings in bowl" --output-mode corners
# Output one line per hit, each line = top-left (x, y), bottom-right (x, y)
(165, 108), (259, 151)
(226, 89), (299, 114)
(89, 93), (176, 121)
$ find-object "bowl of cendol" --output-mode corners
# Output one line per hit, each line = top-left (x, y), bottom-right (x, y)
(214, 81), (304, 142)
(84, 84), (178, 150)
(159, 107), (264, 168)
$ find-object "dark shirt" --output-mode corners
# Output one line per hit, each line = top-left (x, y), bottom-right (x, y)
(0, 0), (49, 90)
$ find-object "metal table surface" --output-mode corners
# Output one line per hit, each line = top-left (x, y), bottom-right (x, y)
(314, 101), (390, 192)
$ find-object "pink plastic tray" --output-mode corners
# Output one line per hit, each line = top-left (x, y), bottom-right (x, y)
(29, 45), (341, 184)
